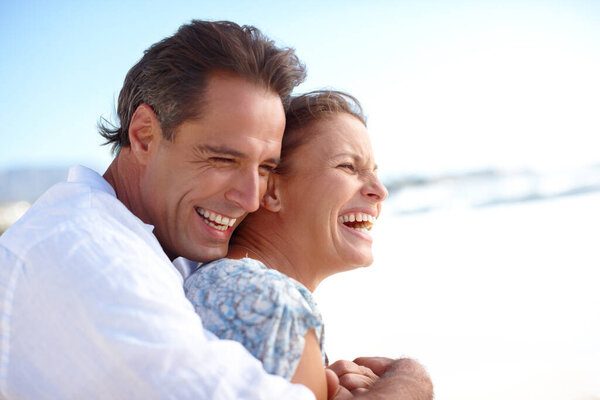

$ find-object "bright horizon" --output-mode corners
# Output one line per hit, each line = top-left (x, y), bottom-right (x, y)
(1, 1), (599, 180)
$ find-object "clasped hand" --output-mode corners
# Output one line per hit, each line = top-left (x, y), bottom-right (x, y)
(325, 357), (433, 400)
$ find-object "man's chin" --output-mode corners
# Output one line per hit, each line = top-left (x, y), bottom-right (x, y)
(185, 245), (228, 264)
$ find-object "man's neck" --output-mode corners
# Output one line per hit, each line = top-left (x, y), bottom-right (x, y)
(103, 150), (149, 226)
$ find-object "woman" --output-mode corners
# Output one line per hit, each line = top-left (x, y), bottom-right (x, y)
(184, 90), (388, 399)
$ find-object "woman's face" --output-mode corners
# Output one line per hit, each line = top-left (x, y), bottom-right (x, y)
(277, 113), (388, 273)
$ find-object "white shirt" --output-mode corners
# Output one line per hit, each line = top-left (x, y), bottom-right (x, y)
(0, 166), (313, 400)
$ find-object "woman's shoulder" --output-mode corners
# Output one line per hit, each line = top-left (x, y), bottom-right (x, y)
(184, 257), (321, 326)
(185, 257), (294, 291)
(183, 257), (324, 379)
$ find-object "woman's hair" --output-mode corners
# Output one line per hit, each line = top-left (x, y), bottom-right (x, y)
(276, 90), (366, 174)
(98, 20), (306, 153)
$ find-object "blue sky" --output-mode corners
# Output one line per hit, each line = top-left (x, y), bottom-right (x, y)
(1, 0), (599, 178)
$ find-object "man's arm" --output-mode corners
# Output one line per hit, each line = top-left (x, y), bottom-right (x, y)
(3, 216), (314, 400)
(328, 357), (433, 400)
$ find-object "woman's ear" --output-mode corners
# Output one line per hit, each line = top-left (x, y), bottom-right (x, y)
(128, 104), (162, 165)
(260, 174), (282, 212)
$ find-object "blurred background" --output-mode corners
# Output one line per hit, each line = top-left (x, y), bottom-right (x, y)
(1, 1), (599, 398)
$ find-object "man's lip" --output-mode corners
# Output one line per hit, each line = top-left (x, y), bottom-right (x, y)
(194, 207), (238, 228)
(193, 211), (234, 240)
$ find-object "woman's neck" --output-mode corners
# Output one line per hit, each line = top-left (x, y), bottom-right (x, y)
(228, 227), (322, 292)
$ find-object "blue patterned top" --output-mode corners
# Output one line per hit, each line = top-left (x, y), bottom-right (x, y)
(184, 257), (326, 380)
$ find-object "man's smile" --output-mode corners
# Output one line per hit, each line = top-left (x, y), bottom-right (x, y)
(195, 207), (237, 231)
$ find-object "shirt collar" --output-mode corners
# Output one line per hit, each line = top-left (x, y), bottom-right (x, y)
(68, 165), (155, 234)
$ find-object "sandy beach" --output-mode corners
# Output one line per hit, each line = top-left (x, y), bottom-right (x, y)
(316, 191), (600, 400)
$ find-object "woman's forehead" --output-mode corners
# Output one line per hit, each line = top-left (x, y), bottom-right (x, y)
(308, 115), (370, 149)
(289, 115), (374, 165)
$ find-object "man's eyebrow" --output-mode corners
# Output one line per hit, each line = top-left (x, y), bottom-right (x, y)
(196, 144), (245, 158)
(195, 144), (280, 165)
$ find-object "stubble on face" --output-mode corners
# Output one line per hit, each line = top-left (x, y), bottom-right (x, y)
(143, 73), (286, 262)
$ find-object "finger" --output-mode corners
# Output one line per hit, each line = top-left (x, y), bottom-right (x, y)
(331, 385), (354, 400)
(328, 360), (367, 377)
(325, 368), (340, 400)
(352, 357), (395, 376)
(339, 372), (378, 392)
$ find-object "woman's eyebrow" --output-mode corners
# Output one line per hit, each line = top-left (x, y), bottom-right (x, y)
(331, 151), (359, 160)
(332, 152), (378, 171)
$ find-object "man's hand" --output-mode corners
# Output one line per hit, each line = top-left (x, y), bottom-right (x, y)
(327, 357), (433, 399)
(327, 359), (379, 396)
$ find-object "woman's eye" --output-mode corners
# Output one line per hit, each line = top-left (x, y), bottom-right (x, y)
(337, 163), (356, 171)
(259, 164), (276, 175)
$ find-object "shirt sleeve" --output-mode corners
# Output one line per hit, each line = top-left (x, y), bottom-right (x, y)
(1, 213), (314, 400)
(184, 259), (323, 380)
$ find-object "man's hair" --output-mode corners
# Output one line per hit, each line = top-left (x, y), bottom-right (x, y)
(276, 90), (366, 174)
(99, 20), (306, 153)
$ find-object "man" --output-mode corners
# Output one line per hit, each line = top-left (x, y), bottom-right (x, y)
(0, 20), (432, 399)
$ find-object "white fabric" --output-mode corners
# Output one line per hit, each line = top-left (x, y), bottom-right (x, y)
(0, 165), (313, 400)
(172, 257), (201, 280)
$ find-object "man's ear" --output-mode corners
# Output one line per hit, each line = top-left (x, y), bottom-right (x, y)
(260, 174), (282, 212)
(128, 104), (162, 165)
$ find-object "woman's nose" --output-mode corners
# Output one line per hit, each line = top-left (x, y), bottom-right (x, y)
(362, 173), (388, 202)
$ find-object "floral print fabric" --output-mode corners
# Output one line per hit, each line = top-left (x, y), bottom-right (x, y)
(184, 257), (326, 379)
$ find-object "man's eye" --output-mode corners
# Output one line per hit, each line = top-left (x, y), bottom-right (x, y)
(210, 157), (235, 164)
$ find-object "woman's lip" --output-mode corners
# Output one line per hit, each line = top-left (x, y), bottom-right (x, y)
(339, 208), (378, 218)
(339, 220), (374, 243)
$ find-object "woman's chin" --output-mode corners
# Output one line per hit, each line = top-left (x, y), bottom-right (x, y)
(338, 249), (374, 272)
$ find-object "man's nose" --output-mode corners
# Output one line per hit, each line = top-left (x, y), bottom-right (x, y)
(224, 167), (261, 213)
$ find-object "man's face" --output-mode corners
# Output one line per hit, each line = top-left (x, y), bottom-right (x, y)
(140, 73), (285, 262)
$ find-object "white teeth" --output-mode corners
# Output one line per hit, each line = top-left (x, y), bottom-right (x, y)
(338, 212), (377, 231)
(197, 208), (236, 229)
(206, 220), (228, 231)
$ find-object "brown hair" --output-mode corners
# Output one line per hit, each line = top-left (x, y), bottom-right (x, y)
(277, 90), (366, 174)
(99, 20), (306, 153)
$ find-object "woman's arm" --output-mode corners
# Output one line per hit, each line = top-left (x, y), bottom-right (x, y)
(291, 330), (328, 400)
